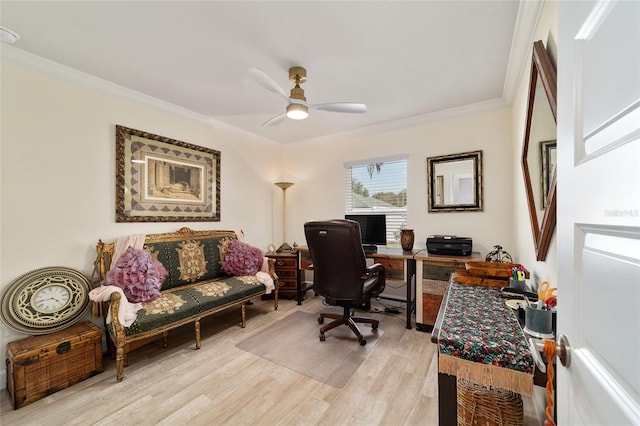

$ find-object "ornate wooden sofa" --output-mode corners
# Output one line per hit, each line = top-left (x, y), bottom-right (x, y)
(91, 227), (278, 381)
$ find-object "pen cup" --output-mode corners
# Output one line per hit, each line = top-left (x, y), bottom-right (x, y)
(524, 306), (553, 335)
(509, 278), (526, 290)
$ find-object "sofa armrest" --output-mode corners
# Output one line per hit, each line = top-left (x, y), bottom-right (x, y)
(90, 240), (115, 318)
(91, 240), (115, 285)
(265, 257), (277, 280)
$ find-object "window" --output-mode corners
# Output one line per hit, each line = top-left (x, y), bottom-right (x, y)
(345, 156), (407, 247)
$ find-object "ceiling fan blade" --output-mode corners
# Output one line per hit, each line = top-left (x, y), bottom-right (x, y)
(309, 102), (367, 114)
(262, 113), (287, 127)
(247, 67), (289, 101)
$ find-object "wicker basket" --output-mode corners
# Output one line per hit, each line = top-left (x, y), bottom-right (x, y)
(457, 378), (524, 426)
(6, 322), (102, 409)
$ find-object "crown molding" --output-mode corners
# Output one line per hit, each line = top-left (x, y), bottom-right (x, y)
(502, 0), (544, 103)
(2, 46), (213, 127)
(1, 45), (279, 146)
(295, 97), (510, 146)
(3, 33), (524, 148)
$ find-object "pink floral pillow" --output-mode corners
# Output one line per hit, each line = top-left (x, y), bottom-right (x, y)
(102, 247), (168, 303)
(221, 239), (264, 276)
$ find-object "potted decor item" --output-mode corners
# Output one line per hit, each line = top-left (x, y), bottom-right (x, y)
(400, 229), (415, 251)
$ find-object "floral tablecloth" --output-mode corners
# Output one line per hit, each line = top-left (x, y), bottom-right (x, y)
(437, 280), (534, 396)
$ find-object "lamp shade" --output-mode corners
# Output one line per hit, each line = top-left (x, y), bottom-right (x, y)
(274, 181), (294, 190)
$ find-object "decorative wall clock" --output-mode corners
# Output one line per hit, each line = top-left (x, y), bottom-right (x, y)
(0, 267), (91, 335)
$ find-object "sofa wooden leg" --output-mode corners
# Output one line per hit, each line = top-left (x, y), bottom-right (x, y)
(116, 347), (125, 382)
(162, 331), (168, 349)
(195, 320), (201, 349)
(241, 304), (246, 328)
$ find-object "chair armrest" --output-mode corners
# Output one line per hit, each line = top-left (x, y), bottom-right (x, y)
(363, 263), (386, 296)
(364, 262), (385, 276)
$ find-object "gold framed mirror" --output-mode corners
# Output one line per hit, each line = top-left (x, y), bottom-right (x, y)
(427, 150), (483, 212)
(522, 40), (557, 261)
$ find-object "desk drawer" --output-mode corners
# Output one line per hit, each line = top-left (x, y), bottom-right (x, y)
(373, 258), (404, 280)
(274, 257), (297, 269)
(423, 264), (458, 281)
(422, 293), (444, 326)
(373, 258), (404, 271)
(275, 269), (298, 280)
(277, 279), (298, 290)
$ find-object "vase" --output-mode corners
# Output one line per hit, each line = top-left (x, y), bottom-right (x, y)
(400, 229), (415, 251)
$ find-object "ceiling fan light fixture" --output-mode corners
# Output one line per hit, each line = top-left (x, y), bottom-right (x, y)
(250, 66), (366, 126)
(286, 103), (308, 120)
(0, 26), (20, 44)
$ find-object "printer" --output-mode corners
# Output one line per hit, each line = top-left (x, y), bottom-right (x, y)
(426, 235), (473, 256)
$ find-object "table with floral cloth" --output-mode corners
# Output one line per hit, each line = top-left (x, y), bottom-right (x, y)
(437, 280), (534, 396)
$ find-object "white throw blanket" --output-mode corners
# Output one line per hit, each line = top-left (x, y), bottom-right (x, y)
(89, 286), (142, 327)
(256, 271), (275, 294)
(242, 231), (275, 294)
(111, 233), (146, 265)
(91, 233), (146, 327)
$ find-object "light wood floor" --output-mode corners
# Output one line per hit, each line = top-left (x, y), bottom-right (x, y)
(1, 295), (542, 425)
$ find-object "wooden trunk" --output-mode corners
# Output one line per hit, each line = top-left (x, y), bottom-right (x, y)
(6, 321), (103, 409)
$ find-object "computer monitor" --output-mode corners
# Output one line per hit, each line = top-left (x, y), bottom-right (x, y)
(345, 214), (387, 252)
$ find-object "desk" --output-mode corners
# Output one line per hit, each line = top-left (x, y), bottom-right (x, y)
(414, 250), (483, 332)
(369, 247), (418, 330)
(431, 280), (534, 426)
(297, 246), (418, 329)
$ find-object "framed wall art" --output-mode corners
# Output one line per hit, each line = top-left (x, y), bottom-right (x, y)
(539, 139), (556, 208)
(115, 125), (221, 222)
(427, 150), (483, 212)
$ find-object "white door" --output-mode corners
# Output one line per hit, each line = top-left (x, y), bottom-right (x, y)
(557, 1), (640, 424)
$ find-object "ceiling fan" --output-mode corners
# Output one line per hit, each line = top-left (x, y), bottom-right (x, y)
(248, 66), (367, 126)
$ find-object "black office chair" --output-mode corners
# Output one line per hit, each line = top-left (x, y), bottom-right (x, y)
(304, 219), (386, 345)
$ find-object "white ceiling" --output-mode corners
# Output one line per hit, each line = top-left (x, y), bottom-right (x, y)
(1, 1), (534, 144)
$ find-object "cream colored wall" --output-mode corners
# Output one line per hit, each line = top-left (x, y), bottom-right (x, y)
(0, 55), (281, 384)
(1, 3), (559, 390)
(511, 0), (558, 288)
(282, 107), (515, 258)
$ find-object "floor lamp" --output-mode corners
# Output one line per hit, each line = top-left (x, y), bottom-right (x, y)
(275, 181), (294, 252)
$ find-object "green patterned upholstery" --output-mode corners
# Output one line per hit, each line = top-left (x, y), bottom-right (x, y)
(114, 275), (266, 337)
(98, 228), (277, 382)
(144, 232), (236, 291)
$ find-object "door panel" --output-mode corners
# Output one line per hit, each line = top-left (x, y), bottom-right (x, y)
(581, 228), (640, 394)
(558, 1), (640, 424)
(581, 3), (639, 136)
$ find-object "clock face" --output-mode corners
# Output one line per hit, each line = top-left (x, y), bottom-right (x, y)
(32, 284), (71, 313)
(0, 267), (91, 335)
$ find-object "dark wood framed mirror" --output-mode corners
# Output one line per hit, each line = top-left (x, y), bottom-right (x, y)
(522, 40), (557, 261)
(427, 150), (483, 212)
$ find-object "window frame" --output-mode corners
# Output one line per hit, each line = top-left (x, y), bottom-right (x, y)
(344, 155), (408, 247)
